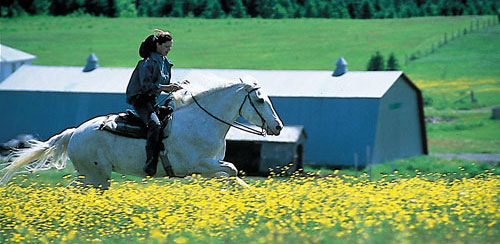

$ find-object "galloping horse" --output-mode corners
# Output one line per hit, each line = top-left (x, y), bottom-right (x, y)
(0, 80), (283, 189)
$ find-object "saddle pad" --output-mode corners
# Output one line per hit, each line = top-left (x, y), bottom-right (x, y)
(100, 112), (174, 140)
(100, 113), (147, 139)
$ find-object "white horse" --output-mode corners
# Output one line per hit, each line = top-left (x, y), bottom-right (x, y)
(0, 80), (283, 189)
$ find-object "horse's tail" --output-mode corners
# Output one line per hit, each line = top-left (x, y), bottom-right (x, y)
(0, 128), (76, 185)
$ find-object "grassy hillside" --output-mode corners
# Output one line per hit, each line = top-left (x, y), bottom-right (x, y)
(409, 25), (500, 109)
(425, 109), (500, 153)
(2, 16), (498, 110)
(0, 16), (495, 70)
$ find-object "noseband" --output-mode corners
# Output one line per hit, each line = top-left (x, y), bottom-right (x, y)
(238, 87), (266, 127)
(190, 88), (267, 136)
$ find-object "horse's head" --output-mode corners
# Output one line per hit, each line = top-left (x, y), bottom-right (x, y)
(239, 83), (283, 136)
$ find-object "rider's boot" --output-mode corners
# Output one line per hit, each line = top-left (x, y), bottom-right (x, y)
(144, 145), (159, 176)
(158, 105), (174, 121)
(143, 120), (161, 176)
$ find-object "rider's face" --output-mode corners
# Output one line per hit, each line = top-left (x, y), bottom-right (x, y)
(156, 40), (173, 56)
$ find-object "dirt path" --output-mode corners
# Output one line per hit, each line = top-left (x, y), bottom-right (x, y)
(431, 153), (500, 165)
(456, 105), (499, 113)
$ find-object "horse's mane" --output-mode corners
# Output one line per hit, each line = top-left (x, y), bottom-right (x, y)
(171, 73), (254, 111)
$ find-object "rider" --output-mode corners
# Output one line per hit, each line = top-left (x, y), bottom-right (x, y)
(126, 29), (182, 176)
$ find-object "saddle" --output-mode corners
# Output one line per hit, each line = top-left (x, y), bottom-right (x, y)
(99, 107), (173, 139)
(99, 107), (175, 176)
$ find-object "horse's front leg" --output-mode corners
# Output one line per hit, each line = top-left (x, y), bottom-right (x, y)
(198, 159), (249, 188)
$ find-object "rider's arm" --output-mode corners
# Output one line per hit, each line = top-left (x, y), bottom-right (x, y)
(158, 84), (182, 93)
(137, 59), (158, 95)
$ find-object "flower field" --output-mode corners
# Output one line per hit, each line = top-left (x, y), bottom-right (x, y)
(1, 172), (499, 244)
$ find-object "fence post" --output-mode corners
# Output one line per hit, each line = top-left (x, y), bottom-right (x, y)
(366, 146), (372, 180)
(471, 90), (477, 103)
(354, 153), (358, 177)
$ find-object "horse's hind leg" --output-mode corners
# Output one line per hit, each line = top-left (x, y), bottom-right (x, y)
(70, 158), (112, 190)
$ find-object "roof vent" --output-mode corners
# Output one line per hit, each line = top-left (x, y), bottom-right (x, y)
(83, 53), (99, 72)
(332, 57), (347, 77)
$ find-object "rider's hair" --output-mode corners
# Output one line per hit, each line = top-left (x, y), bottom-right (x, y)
(139, 29), (173, 59)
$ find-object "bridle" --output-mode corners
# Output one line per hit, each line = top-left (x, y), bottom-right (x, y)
(190, 87), (267, 136)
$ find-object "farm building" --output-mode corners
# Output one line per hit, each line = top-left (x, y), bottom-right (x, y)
(0, 45), (36, 82)
(225, 125), (306, 175)
(0, 56), (427, 167)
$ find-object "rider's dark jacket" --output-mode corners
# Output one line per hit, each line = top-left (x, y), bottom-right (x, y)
(126, 52), (173, 105)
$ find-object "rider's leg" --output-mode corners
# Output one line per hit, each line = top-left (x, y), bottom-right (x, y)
(133, 96), (162, 176)
(144, 117), (161, 176)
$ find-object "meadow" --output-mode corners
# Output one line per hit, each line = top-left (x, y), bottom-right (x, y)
(1, 15), (499, 243)
(1, 167), (499, 244)
(425, 109), (500, 153)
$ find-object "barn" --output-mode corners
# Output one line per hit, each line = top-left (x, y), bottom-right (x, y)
(174, 63), (428, 167)
(0, 45), (36, 82)
(0, 56), (427, 167)
(225, 125), (306, 175)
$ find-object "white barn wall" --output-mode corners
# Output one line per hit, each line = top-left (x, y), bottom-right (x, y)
(271, 97), (380, 166)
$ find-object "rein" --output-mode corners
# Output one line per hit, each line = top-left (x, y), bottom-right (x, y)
(189, 89), (266, 136)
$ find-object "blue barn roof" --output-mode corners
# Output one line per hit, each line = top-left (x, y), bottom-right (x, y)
(0, 65), (403, 99)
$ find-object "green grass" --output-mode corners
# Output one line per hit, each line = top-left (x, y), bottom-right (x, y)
(410, 24), (500, 109)
(335, 156), (499, 181)
(0, 16), (496, 71)
(1, 16), (499, 109)
(405, 24), (500, 81)
(425, 109), (500, 153)
(8, 154), (498, 187)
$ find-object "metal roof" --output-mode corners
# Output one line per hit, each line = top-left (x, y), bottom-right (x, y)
(0, 45), (37, 63)
(0, 65), (404, 98)
(0, 65), (131, 93)
(226, 125), (305, 143)
(176, 68), (403, 98)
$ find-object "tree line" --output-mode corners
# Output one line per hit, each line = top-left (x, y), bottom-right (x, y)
(2, 0), (499, 18)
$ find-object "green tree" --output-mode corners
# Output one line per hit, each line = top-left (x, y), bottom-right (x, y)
(318, 1), (333, 18)
(279, 0), (294, 18)
(359, 0), (374, 19)
(304, 0), (318, 17)
(367, 51), (385, 71)
(106, 0), (118, 17)
(331, 0), (349, 18)
(346, 1), (360, 18)
(230, 0), (247, 18)
(116, 0), (137, 17)
(201, 0), (224, 18)
(49, 0), (84, 16)
(258, 0), (277, 18)
(170, 0), (184, 17)
(30, 0), (51, 15)
(386, 53), (400, 71)
(84, 0), (110, 16)
(273, 3), (287, 18)
(5, 0), (27, 17)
